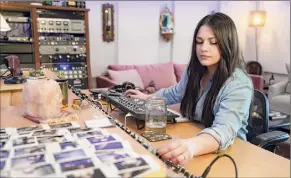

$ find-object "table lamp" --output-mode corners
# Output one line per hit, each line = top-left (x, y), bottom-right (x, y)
(0, 13), (11, 32)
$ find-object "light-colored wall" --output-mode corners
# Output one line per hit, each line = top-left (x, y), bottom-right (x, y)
(87, 1), (290, 86)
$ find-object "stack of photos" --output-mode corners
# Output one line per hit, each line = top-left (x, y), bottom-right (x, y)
(0, 122), (160, 178)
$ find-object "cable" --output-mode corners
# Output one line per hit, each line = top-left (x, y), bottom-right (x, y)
(201, 154), (238, 178)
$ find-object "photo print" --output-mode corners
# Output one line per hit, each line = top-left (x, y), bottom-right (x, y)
(10, 164), (55, 177)
(54, 149), (86, 161)
(14, 145), (46, 157)
(11, 154), (46, 168)
(0, 150), (9, 159)
(60, 158), (94, 172)
(37, 135), (67, 144)
(13, 137), (36, 147)
(60, 141), (79, 150)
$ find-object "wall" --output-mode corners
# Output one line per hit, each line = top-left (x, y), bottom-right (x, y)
(86, 1), (290, 87)
(86, 1), (219, 80)
(220, 1), (290, 83)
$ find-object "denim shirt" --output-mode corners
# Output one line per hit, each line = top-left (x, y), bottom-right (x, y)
(155, 68), (253, 152)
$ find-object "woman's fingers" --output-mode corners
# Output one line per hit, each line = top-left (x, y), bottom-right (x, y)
(161, 144), (187, 161)
(158, 139), (182, 157)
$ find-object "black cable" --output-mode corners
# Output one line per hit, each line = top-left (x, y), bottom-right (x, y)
(201, 154), (238, 178)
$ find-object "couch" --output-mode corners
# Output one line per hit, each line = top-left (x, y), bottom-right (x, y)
(96, 62), (187, 93)
(97, 62), (265, 93)
(268, 64), (290, 115)
(268, 80), (290, 115)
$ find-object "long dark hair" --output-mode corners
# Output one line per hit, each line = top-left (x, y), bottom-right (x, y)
(180, 12), (244, 127)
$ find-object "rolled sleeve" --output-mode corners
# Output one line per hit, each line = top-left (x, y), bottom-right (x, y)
(198, 80), (253, 152)
(154, 71), (188, 105)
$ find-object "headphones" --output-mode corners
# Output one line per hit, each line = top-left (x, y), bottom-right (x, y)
(109, 81), (136, 93)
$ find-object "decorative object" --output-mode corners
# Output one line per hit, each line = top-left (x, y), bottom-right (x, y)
(102, 3), (114, 42)
(23, 79), (63, 121)
(159, 6), (174, 42)
(248, 1), (267, 62)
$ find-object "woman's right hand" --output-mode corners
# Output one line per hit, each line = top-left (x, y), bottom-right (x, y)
(124, 89), (151, 100)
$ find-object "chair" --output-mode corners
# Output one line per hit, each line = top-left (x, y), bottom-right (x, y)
(246, 61), (262, 75)
(247, 90), (289, 152)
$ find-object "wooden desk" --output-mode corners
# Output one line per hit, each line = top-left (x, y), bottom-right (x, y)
(0, 80), (24, 107)
(1, 90), (290, 177)
(108, 104), (290, 178)
(0, 91), (167, 177)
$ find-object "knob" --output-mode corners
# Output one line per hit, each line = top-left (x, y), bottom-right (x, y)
(56, 48), (59, 52)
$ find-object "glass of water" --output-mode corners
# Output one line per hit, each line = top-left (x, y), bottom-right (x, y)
(144, 97), (167, 136)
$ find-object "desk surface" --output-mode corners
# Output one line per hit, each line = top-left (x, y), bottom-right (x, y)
(0, 79), (24, 92)
(1, 90), (290, 177)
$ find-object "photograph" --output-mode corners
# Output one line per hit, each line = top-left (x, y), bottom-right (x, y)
(69, 127), (92, 134)
(66, 168), (107, 178)
(11, 154), (46, 168)
(60, 141), (79, 150)
(119, 168), (149, 178)
(17, 125), (43, 133)
(32, 129), (57, 137)
(54, 149), (86, 161)
(60, 158), (94, 172)
(87, 135), (116, 145)
(14, 145), (46, 157)
(77, 130), (105, 138)
(0, 128), (6, 133)
(0, 133), (9, 140)
(96, 152), (130, 163)
(49, 123), (73, 129)
(13, 137), (36, 147)
(114, 157), (149, 172)
(94, 142), (124, 151)
(10, 164), (55, 177)
(0, 150), (9, 159)
(37, 135), (67, 144)
(0, 141), (6, 149)
(0, 161), (5, 170)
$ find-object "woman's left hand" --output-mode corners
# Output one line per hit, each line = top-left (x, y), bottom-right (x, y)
(157, 138), (194, 165)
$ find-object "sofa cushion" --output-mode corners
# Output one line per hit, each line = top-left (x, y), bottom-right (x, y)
(270, 94), (290, 115)
(108, 64), (135, 71)
(134, 62), (177, 89)
(107, 69), (144, 89)
(174, 64), (187, 82)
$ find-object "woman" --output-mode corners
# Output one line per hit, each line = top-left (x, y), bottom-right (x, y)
(125, 12), (253, 165)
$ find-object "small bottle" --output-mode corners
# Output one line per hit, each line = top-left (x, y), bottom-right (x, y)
(269, 74), (275, 85)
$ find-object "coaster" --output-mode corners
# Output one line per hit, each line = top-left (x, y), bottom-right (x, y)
(141, 133), (172, 142)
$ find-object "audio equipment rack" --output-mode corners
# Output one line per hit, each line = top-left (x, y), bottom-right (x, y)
(0, 2), (92, 89)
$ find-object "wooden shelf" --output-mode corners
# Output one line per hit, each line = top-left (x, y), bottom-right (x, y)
(0, 2), (92, 89)
(0, 2), (89, 12)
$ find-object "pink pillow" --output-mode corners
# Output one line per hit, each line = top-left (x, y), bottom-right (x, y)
(108, 64), (135, 71)
(107, 69), (144, 89)
(174, 64), (187, 82)
(135, 62), (177, 89)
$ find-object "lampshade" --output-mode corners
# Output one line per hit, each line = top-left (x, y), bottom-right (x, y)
(249, 11), (267, 27)
(0, 13), (11, 32)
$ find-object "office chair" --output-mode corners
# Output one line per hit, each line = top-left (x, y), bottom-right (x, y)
(246, 61), (262, 75)
(247, 90), (289, 152)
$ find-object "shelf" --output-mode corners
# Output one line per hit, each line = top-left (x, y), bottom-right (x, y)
(0, 2), (89, 12)
(0, 41), (33, 44)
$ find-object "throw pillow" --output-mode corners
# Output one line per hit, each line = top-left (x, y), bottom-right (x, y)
(286, 82), (291, 94)
(107, 69), (144, 89)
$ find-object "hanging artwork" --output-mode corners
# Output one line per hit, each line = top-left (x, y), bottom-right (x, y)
(159, 6), (174, 42)
(102, 3), (114, 42)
